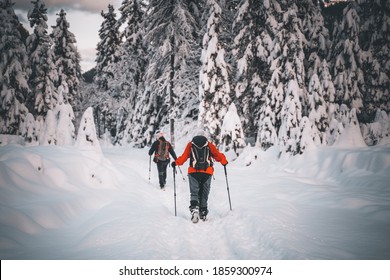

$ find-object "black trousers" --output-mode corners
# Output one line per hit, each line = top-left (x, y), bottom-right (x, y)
(156, 160), (169, 187)
(188, 172), (212, 210)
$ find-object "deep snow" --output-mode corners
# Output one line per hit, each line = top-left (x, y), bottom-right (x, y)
(0, 136), (390, 260)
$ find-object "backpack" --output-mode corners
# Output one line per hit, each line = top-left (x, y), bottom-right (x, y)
(155, 139), (170, 162)
(190, 136), (212, 170)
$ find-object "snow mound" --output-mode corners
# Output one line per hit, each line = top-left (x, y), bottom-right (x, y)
(1, 144), (389, 259)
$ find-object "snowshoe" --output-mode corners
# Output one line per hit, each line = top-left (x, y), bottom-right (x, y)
(190, 206), (200, 223)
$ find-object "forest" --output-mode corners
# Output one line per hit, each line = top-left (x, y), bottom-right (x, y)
(1, 0), (389, 156)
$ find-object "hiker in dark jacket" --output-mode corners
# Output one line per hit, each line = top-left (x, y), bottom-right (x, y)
(172, 131), (228, 222)
(148, 131), (177, 189)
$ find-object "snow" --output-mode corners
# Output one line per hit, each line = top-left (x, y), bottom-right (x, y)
(1, 136), (390, 260)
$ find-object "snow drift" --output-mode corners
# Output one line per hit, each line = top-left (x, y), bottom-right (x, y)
(0, 137), (389, 259)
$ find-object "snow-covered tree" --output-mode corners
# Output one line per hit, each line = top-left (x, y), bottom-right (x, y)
(257, 69), (283, 150)
(27, 0), (58, 125)
(39, 109), (57, 145)
(256, 1), (308, 154)
(76, 107), (102, 154)
(307, 73), (328, 144)
(278, 79), (303, 155)
(198, 0), (231, 146)
(0, 0), (31, 135)
(55, 93), (75, 146)
(20, 113), (37, 145)
(51, 9), (82, 109)
(361, 109), (390, 146)
(233, 0), (272, 138)
(358, 0), (390, 122)
(95, 4), (121, 91)
(114, 0), (148, 144)
(330, 1), (364, 114)
(303, 0), (330, 89)
(220, 103), (246, 155)
(299, 116), (317, 154)
(144, 0), (203, 146)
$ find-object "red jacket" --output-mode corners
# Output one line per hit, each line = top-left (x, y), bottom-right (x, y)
(175, 141), (228, 175)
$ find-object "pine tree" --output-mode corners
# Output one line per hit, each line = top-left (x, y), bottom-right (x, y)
(278, 79), (303, 155)
(115, 0), (148, 145)
(198, 0), (231, 146)
(144, 0), (203, 146)
(51, 9), (82, 109)
(27, 0), (58, 121)
(267, 3), (307, 155)
(257, 69), (283, 149)
(76, 107), (102, 154)
(303, 0), (330, 87)
(233, 0), (271, 139)
(358, 0), (390, 122)
(255, 0), (285, 150)
(95, 4), (121, 91)
(220, 103), (246, 156)
(307, 73), (327, 144)
(0, 0), (31, 135)
(330, 1), (364, 114)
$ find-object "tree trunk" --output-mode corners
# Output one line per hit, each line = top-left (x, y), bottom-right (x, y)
(170, 35), (175, 148)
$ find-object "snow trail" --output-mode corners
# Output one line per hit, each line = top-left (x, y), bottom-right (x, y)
(0, 144), (389, 259)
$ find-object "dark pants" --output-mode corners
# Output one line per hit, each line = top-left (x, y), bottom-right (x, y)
(188, 173), (212, 210)
(156, 160), (169, 187)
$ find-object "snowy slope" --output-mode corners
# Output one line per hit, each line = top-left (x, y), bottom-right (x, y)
(0, 139), (390, 260)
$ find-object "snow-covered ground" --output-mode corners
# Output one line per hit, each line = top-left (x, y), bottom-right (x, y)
(0, 136), (390, 260)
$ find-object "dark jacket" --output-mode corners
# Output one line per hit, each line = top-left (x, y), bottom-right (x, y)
(148, 137), (177, 161)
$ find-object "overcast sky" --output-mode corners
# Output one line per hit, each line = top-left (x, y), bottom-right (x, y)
(13, 0), (123, 72)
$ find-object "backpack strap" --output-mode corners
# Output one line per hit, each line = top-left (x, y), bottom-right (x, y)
(164, 142), (170, 159)
(191, 141), (210, 168)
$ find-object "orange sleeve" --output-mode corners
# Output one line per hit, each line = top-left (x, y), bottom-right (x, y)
(175, 142), (192, 166)
(209, 142), (228, 165)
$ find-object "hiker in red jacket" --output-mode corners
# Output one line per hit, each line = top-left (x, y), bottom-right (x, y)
(149, 131), (177, 189)
(172, 132), (228, 222)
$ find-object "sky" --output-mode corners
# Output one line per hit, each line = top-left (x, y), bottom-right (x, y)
(13, 0), (123, 72)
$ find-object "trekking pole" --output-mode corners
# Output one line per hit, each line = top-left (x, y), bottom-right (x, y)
(148, 156), (151, 184)
(178, 166), (186, 181)
(224, 165), (232, 211)
(173, 166), (177, 216)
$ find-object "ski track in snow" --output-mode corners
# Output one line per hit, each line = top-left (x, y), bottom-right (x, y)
(0, 144), (390, 259)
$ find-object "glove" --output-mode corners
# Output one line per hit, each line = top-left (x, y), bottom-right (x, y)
(171, 162), (177, 168)
(223, 161), (228, 166)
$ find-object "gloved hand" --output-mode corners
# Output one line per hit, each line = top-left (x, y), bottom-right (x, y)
(171, 161), (177, 168)
(223, 161), (228, 166)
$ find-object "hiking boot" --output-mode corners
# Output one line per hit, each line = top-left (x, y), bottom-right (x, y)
(200, 208), (208, 221)
(190, 206), (199, 223)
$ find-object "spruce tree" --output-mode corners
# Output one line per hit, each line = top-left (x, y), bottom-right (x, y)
(307, 73), (327, 144)
(220, 103), (246, 155)
(95, 4), (121, 91)
(51, 9), (82, 109)
(27, 0), (58, 122)
(233, 0), (271, 139)
(144, 0), (203, 146)
(115, 0), (148, 145)
(256, 0), (285, 150)
(330, 2), (364, 114)
(358, 0), (390, 122)
(198, 0), (231, 146)
(0, 0), (31, 135)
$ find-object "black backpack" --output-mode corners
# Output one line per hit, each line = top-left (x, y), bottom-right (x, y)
(156, 140), (170, 162)
(190, 136), (212, 170)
